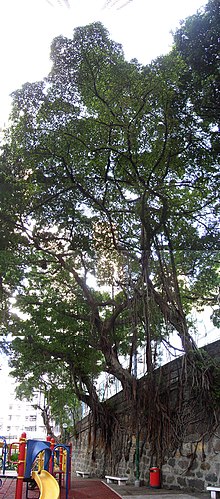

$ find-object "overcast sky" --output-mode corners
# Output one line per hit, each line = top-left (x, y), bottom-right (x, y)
(0, 0), (206, 126)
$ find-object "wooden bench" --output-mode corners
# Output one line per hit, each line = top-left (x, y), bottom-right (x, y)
(105, 475), (128, 486)
(76, 470), (90, 478)
(207, 487), (220, 499)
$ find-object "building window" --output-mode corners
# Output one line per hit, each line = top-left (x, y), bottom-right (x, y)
(25, 426), (37, 432)
(29, 415), (37, 421)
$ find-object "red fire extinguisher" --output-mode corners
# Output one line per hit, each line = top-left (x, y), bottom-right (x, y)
(149, 467), (160, 488)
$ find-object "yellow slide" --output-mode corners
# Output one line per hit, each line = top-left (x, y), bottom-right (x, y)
(32, 470), (60, 499)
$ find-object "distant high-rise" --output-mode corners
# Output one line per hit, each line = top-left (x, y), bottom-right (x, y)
(0, 359), (58, 442)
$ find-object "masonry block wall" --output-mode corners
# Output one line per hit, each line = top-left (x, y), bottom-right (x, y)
(72, 340), (220, 493)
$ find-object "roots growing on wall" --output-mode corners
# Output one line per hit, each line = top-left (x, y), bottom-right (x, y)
(83, 349), (220, 474)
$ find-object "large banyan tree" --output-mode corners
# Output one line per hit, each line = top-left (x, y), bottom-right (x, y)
(0, 0), (219, 463)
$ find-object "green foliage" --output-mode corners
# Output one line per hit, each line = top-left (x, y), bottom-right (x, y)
(10, 452), (18, 463)
(174, 0), (220, 127)
(0, 16), (219, 412)
(13, 354), (81, 433)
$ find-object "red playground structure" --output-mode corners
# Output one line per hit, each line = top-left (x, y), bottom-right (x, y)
(0, 433), (72, 498)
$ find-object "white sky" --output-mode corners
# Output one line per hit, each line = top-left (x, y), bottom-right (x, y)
(0, 0), (206, 127)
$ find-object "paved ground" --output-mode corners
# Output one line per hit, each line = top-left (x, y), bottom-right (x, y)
(0, 477), (70, 498)
(104, 480), (211, 499)
(0, 476), (211, 498)
(119, 496), (210, 499)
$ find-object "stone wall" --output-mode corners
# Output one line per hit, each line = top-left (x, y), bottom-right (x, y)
(162, 435), (220, 492)
(72, 340), (220, 493)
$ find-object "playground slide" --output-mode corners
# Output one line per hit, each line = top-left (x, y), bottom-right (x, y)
(32, 470), (60, 499)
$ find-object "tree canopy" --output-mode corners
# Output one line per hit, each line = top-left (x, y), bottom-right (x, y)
(0, 4), (219, 436)
(174, 0), (220, 129)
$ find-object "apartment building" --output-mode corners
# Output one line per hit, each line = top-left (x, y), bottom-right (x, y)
(0, 358), (47, 442)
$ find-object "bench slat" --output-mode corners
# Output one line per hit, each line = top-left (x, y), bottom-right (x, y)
(105, 475), (127, 486)
(76, 471), (90, 478)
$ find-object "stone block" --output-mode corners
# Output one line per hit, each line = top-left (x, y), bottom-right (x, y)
(162, 465), (172, 473)
(205, 473), (218, 483)
(201, 462), (211, 470)
(215, 463), (220, 472)
(196, 471), (203, 478)
(213, 439), (220, 452)
(178, 459), (190, 470)
(177, 476), (187, 487)
(168, 458), (176, 467)
(187, 478), (204, 491)
(166, 475), (175, 484)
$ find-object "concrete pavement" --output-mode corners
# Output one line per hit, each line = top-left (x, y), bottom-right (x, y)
(105, 481), (210, 499)
(121, 496), (209, 499)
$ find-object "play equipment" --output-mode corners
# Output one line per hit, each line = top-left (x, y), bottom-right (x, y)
(0, 433), (71, 499)
(0, 436), (19, 474)
(32, 470), (60, 499)
(0, 437), (7, 474)
(0, 435), (22, 496)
